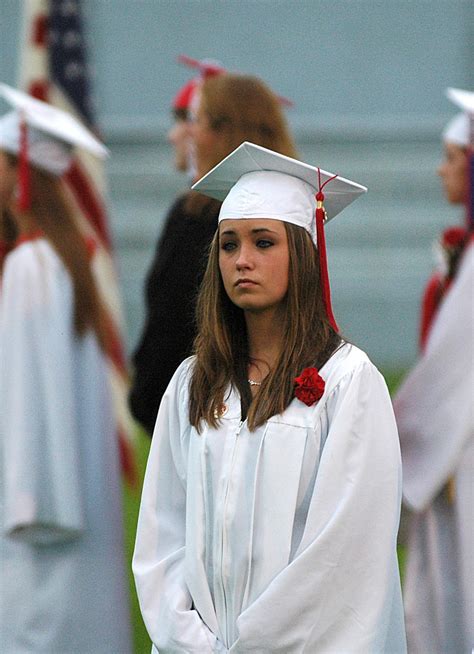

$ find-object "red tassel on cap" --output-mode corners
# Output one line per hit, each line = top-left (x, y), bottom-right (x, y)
(18, 115), (31, 212)
(315, 170), (339, 332)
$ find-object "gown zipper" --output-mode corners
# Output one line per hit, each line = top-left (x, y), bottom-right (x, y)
(220, 420), (244, 646)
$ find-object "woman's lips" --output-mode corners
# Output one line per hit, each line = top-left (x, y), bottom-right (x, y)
(235, 278), (258, 287)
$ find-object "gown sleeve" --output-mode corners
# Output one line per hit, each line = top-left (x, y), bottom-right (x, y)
(1, 243), (85, 544)
(132, 360), (220, 653)
(393, 243), (474, 511)
(229, 362), (405, 653)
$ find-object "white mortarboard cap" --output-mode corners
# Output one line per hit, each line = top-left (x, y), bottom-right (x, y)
(192, 142), (367, 332)
(446, 87), (474, 115)
(442, 87), (474, 148)
(0, 83), (108, 176)
(192, 141), (367, 244)
(442, 114), (469, 147)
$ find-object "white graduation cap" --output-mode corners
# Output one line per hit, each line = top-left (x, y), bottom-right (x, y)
(192, 141), (367, 331)
(0, 83), (108, 211)
(192, 141), (366, 234)
(446, 87), (474, 114)
(0, 84), (108, 170)
(442, 87), (474, 148)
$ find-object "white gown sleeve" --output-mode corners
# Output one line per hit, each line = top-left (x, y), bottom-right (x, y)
(229, 363), (405, 653)
(1, 243), (85, 544)
(132, 361), (219, 653)
(394, 243), (474, 511)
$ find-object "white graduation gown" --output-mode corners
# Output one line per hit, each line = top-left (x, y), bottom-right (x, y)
(133, 343), (407, 653)
(394, 242), (474, 654)
(0, 239), (132, 653)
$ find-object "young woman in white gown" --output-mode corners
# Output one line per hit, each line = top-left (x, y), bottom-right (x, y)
(0, 86), (131, 653)
(133, 142), (407, 653)
(394, 89), (474, 654)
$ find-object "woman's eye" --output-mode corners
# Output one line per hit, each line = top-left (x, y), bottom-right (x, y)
(221, 241), (236, 251)
(256, 239), (273, 248)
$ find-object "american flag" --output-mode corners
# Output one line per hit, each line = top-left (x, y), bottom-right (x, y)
(18, 0), (136, 484)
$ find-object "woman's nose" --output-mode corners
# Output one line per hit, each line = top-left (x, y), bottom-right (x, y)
(236, 244), (253, 270)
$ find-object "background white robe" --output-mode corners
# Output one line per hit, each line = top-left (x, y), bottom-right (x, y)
(394, 242), (474, 654)
(133, 343), (407, 653)
(0, 239), (131, 653)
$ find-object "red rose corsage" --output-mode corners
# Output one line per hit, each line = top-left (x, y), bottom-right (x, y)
(294, 367), (325, 407)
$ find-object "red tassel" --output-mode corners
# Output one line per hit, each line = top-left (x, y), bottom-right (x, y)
(419, 273), (444, 351)
(18, 117), (31, 212)
(315, 199), (338, 332)
(315, 171), (339, 332)
(28, 80), (49, 102)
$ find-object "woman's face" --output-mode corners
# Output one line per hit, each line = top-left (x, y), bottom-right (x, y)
(219, 218), (289, 316)
(437, 142), (468, 205)
(190, 95), (221, 178)
(0, 151), (17, 212)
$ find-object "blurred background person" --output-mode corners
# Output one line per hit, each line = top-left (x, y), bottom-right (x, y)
(128, 58), (224, 435)
(129, 71), (297, 437)
(0, 87), (132, 653)
(168, 56), (225, 176)
(394, 89), (473, 654)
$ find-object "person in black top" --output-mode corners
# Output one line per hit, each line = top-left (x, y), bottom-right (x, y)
(129, 194), (220, 434)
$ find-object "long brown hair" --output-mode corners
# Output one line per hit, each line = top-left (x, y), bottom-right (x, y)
(189, 222), (342, 431)
(186, 74), (298, 214)
(2, 156), (106, 349)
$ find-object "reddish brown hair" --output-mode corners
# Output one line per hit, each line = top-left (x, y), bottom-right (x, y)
(186, 73), (297, 215)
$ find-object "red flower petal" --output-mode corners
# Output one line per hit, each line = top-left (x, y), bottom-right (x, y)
(294, 367), (325, 407)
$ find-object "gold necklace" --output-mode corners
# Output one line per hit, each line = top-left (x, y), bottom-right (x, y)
(247, 379), (262, 386)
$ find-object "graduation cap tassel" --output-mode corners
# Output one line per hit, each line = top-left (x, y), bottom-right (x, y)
(18, 115), (31, 212)
(316, 169), (339, 333)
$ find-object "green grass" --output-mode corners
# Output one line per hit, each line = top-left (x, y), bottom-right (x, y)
(123, 368), (408, 652)
(123, 427), (152, 654)
(383, 369), (407, 396)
